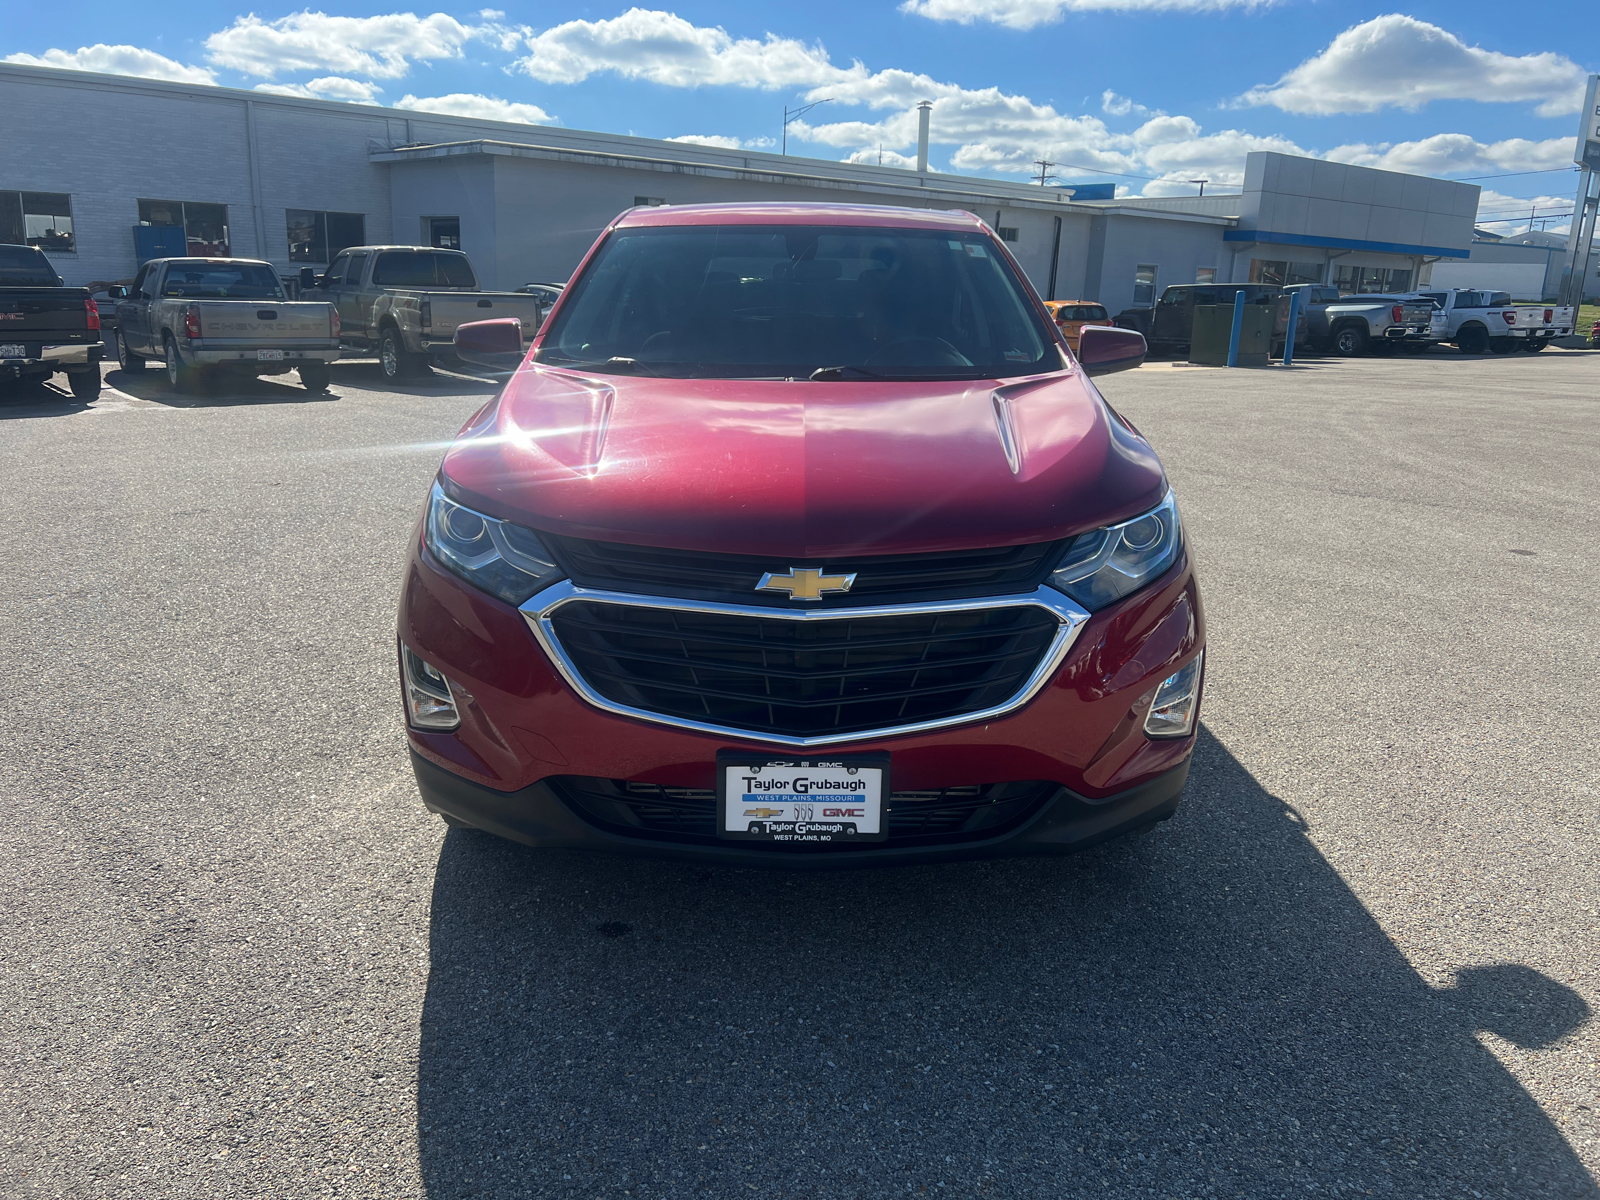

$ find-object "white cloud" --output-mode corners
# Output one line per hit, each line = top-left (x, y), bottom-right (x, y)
(4, 43), (215, 85)
(1474, 188), (1574, 233)
(667, 134), (744, 149)
(900, 0), (1268, 30)
(1100, 90), (1150, 118)
(1239, 15), (1587, 117)
(253, 76), (383, 103)
(514, 9), (857, 88)
(394, 93), (556, 124)
(1325, 133), (1576, 178)
(205, 11), (503, 79)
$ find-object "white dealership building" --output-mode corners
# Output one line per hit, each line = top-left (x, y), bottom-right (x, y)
(3, 62), (1486, 313)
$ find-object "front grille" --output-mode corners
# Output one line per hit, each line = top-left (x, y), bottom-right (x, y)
(543, 534), (1065, 608)
(546, 601), (1061, 739)
(552, 776), (1057, 847)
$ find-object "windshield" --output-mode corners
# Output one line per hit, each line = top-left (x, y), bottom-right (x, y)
(538, 224), (1057, 379)
(1055, 305), (1108, 321)
(0, 244), (59, 287)
(372, 251), (477, 288)
(161, 262), (284, 299)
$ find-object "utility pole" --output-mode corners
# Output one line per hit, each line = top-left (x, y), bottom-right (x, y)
(1033, 159), (1056, 187)
(782, 98), (833, 156)
(1189, 179), (1209, 196)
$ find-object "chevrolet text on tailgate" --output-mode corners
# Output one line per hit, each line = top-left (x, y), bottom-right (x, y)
(110, 258), (339, 392)
(398, 202), (1205, 867)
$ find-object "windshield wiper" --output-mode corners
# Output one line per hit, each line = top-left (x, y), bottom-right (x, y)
(545, 356), (663, 376)
(809, 364), (1000, 382)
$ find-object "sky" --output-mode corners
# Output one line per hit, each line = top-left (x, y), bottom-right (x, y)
(5, 2), (1594, 234)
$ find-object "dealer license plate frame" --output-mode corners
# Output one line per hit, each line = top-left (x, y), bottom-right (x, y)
(715, 751), (891, 844)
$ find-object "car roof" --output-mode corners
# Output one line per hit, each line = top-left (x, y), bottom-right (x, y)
(611, 201), (989, 232)
(150, 257), (273, 267)
(1044, 299), (1104, 307)
(336, 245), (468, 254)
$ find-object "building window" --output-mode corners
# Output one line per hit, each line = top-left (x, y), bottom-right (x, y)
(634, 196), (666, 207)
(139, 199), (230, 257)
(1132, 264), (1158, 307)
(0, 191), (75, 253)
(1195, 267), (1216, 284)
(1249, 259), (1324, 287)
(995, 226), (1020, 243)
(1333, 265), (1413, 294)
(426, 216), (460, 250)
(287, 209), (365, 263)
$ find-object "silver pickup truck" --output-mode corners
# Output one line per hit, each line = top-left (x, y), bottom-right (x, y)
(299, 246), (544, 381)
(1283, 285), (1436, 356)
(110, 258), (339, 392)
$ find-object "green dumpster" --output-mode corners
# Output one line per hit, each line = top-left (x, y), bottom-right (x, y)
(1189, 303), (1272, 366)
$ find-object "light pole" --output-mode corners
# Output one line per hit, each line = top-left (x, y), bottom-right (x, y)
(1189, 179), (1209, 196)
(782, 99), (832, 155)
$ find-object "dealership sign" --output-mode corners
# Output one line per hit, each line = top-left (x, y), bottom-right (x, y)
(1578, 74), (1600, 170)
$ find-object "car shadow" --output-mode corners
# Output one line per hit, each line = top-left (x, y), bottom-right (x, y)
(108, 366), (341, 408)
(327, 358), (502, 395)
(0, 376), (94, 418)
(415, 727), (1595, 1198)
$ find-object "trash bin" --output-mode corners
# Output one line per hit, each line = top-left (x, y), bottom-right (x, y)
(1189, 303), (1272, 366)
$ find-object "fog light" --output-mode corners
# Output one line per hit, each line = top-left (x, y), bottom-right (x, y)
(402, 645), (460, 730)
(1144, 652), (1203, 739)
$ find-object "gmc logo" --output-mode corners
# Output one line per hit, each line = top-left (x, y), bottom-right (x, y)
(822, 808), (863, 817)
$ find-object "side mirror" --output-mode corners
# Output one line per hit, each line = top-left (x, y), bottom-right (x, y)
(107, 285), (129, 299)
(455, 318), (524, 370)
(299, 266), (318, 289)
(1077, 325), (1146, 377)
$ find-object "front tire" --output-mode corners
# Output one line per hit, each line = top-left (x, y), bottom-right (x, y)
(299, 362), (332, 391)
(115, 331), (145, 372)
(1332, 324), (1368, 356)
(67, 369), (101, 400)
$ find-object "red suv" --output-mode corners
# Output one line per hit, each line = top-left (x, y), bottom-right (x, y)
(398, 202), (1204, 866)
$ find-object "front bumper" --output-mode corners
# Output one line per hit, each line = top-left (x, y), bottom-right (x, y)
(412, 747), (1190, 868)
(399, 526), (1205, 863)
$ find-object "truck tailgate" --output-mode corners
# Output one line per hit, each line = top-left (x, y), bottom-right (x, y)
(425, 292), (544, 337)
(0, 288), (93, 343)
(194, 301), (334, 343)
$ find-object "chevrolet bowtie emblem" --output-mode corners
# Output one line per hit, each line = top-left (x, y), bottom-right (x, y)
(756, 566), (857, 602)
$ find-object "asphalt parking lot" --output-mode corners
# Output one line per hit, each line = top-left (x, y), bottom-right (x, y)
(2, 348), (1597, 1199)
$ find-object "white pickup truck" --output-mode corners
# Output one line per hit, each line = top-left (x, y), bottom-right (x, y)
(1411, 289), (1577, 354)
(299, 246), (544, 381)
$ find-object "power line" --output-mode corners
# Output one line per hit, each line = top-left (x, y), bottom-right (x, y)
(1449, 167), (1580, 182)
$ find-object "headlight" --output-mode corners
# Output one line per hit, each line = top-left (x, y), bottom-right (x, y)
(424, 481), (564, 605)
(1048, 490), (1182, 610)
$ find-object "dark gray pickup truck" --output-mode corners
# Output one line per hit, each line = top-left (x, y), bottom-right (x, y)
(0, 244), (102, 399)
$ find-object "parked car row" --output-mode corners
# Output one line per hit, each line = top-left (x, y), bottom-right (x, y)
(0, 242), (554, 398)
(1111, 281), (1577, 358)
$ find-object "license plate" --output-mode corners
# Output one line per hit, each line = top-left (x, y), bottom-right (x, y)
(716, 752), (889, 843)
(257, 349), (285, 361)
(0, 344), (25, 358)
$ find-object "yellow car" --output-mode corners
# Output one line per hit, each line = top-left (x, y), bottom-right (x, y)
(1043, 301), (1112, 354)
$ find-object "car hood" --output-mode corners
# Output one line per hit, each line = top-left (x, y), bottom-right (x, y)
(439, 363), (1166, 557)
